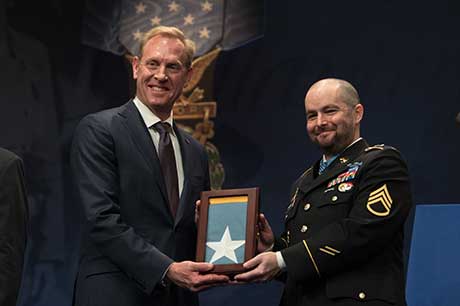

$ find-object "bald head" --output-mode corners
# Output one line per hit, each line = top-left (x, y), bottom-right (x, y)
(306, 78), (360, 108)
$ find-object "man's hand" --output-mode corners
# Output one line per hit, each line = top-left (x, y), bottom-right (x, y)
(166, 261), (229, 292)
(257, 213), (274, 253)
(233, 252), (280, 283)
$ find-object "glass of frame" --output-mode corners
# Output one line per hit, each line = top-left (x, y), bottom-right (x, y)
(196, 187), (260, 275)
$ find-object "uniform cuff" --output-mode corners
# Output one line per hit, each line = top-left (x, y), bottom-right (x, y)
(281, 240), (321, 281)
(276, 251), (286, 270)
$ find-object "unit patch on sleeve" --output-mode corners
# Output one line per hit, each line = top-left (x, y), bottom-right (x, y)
(366, 184), (393, 216)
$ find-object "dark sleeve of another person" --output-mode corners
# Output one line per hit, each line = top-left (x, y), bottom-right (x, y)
(0, 151), (28, 306)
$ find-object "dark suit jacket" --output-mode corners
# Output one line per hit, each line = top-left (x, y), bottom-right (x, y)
(274, 139), (412, 306)
(71, 101), (210, 306)
(0, 148), (28, 306)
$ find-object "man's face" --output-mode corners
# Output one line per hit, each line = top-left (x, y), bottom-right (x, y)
(132, 35), (191, 119)
(305, 85), (363, 157)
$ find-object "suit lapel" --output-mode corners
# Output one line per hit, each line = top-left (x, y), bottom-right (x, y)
(118, 101), (169, 206)
(173, 124), (192, 225)
(285, 166), (314, 222)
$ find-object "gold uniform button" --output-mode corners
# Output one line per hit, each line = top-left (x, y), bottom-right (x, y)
(331, 195), (338, 202)
(304, 203), (311, 211)
(358, 292), (366, 300)
(300, 225), (308, 233)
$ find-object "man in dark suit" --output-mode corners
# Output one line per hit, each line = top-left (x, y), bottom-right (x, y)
(71, 26), (228, 306)
(0, 148), (28, 306)
(235, 78), (412, 306)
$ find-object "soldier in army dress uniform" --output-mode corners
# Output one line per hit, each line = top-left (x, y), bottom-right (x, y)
(235, 78), (413, 306)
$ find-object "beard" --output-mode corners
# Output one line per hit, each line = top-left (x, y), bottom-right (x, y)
(310, 126), (355, 156)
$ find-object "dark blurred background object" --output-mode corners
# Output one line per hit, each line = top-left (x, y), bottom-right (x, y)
(0, 148), (28, 306)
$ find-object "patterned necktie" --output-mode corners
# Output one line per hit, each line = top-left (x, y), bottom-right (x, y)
(318, 156), (338, 175)
(154, 122), (179, 218)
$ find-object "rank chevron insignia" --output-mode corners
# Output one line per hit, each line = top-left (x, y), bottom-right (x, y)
(366, 184), (393, 216)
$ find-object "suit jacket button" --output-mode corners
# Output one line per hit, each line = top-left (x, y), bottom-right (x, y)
(331, 195), (338, 202)
(300, 225), (308, 233)
(358, 292), (366, 300)
(303, 203), (311, 211)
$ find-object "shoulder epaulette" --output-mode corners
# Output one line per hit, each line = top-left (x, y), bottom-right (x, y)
(365, 144), (401, 154)
(364, 144), (385, 152)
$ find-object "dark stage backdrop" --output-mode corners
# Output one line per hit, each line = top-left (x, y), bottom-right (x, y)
(1, 1), (459, 306)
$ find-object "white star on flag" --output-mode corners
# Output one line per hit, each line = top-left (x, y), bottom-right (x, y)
(201, 1), (213, 12)
(199, 27), (210, 39)
(206, 226), (245, 264)
(135, 2), (146, 14)
(183, 14), (195, 25)
(150, 16), (161, 26)
(168, 1), (180, 12)
(132, 29), (143, 41)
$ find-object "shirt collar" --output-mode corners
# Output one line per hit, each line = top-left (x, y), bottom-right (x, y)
(133, 97), (175, 135)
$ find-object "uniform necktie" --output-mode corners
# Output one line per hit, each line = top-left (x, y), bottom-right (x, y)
(154, 122), (179, 218)
(318, 155), (338, 175)
(318, 159), (328, 175)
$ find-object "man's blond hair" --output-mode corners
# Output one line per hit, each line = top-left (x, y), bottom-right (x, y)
(139, 26), (196, 68)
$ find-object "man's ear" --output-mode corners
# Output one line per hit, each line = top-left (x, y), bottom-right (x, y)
(355, 103), (364, 123)
(132, 56), (140, 79)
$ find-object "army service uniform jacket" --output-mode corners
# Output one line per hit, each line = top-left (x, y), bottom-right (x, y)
(274, 139), (412, 306)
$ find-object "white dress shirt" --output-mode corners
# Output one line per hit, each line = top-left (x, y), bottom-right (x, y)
(133, 97), (184, 196)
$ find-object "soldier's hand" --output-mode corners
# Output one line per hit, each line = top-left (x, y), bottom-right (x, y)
(233, 252), (280, 283)
(257, 213), (275, 253)
(167, 261), (229, 292)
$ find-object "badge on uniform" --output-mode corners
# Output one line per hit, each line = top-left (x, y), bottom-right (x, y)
(367, 184), (393, 216)
(327, 163), (361, 188)
(323, 187), (335, 193)
(338, 182), (353, 192)
(347, 161), (363, 168)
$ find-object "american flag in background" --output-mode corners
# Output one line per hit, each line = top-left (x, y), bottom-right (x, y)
(81, 0), (264, 57)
